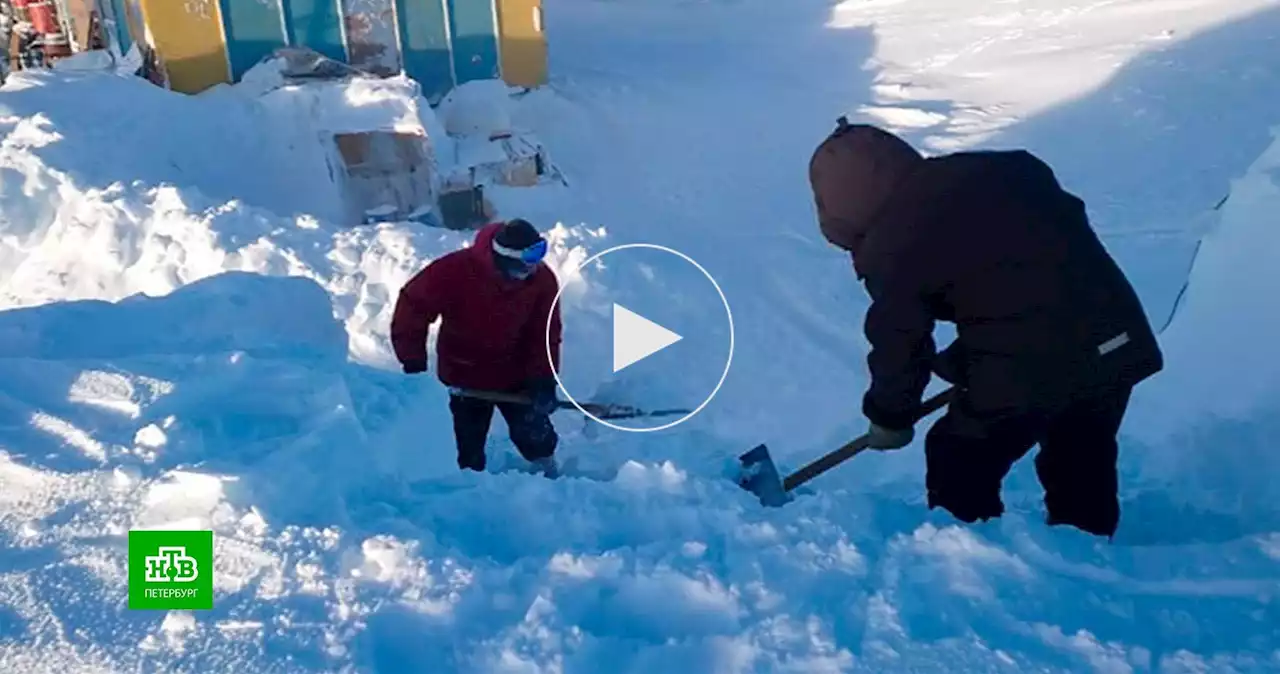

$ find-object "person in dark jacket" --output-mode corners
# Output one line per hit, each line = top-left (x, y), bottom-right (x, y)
(391, 219), (564, 476)
(808, 118), (1164, 538)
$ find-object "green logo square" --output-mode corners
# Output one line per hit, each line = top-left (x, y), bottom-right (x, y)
(128, 530), (214, 610)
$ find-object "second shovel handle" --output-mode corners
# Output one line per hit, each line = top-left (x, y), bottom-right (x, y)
(450, 387), (618, 417)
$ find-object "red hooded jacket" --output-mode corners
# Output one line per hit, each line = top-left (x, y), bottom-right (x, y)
(390, 222), (562, 392)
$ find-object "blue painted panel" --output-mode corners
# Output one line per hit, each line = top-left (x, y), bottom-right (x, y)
(219, 0), (287, 80)
(446, 0), (499, 84)
(281, 0), (346, 63)
(395, 0), (453, 102)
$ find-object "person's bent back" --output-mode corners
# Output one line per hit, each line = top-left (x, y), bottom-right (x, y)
(808, 119), (1163, 537)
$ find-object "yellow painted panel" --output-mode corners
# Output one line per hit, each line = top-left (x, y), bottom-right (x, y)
(497, 0), (547, 88)
(137, 0), (230, 93)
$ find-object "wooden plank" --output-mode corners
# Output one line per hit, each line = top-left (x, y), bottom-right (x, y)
(280, 0), (346, 63)
(446, 0), (499, 84)
(495, 0), (543, 88)
(218, 0), (287, 80)
(341, 0), (400, 75)
(66, 0), (94, 51)
(136, 0), (231, 93)
(332, 131), (437, 225)
(395, 0), (452, 102)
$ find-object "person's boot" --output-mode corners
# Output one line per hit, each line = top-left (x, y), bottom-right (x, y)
(1045, 492), (1120, 539)
(531, 456), (560, 479)
(927, 488), (1004, 523)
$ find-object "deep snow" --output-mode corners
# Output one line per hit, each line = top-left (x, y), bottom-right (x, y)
(1, 0), (1278, 672)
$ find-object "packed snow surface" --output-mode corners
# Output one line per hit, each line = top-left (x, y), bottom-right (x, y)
(1, 0), (1279, 672)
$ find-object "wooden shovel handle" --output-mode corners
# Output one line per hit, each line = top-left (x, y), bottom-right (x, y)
(450, 388), (578, 411)
(781, 387), (955, 492)
(450, 388), (535, 405)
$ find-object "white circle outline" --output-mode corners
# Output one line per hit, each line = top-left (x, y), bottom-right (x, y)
(545, 243), (735, 433)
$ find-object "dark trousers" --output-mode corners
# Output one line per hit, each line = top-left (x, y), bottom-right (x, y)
(448, 395), (558, 472)
(923, 385), (1132, 537)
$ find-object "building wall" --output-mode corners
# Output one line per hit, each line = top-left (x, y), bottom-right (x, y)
(111, 0), (546, 99)
(394, 0), (451, 101)
(280, 0), (345, 65)
(219, 0), (286, 81)
(135, 0), (230, 94)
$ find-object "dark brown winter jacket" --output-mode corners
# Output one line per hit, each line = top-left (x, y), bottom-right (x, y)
(851, 149), (1164, 429)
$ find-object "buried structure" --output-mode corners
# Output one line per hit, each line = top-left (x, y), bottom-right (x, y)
(250, 51), (564, 229)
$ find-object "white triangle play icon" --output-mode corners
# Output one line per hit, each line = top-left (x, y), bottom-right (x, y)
(612, 303), (682, 373)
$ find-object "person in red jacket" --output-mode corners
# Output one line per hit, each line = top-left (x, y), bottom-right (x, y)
(390, 219), (564, 476)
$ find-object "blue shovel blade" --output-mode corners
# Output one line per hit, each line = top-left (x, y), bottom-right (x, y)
(738, 444), (791, 507)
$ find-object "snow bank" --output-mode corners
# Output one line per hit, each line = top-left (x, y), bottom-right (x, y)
(0, 271), (346, 362)
(0, 69), (282, 215)
(0, 271), (363, 518)
(0, 68), (597, 365)
(1138, 127), (1280, 424)
(1125, 125), (1280, 516)
(0, 271), (425, 671)
(437, 79), (515, 137)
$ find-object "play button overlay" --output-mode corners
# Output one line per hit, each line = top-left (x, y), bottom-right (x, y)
(546, 243), (734, 433)
(613, 303), (682, 373)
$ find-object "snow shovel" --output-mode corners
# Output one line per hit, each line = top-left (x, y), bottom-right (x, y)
(738, 387), (956, 507)
(448, 387), (692, 420)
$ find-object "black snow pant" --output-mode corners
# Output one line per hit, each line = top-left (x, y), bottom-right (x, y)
(923, 385), (1133, 538)
(448, 394), (558, 472)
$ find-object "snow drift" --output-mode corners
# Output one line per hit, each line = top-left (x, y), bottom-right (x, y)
(0, 67), (595, 366)
(1125, 125), (1280, 523)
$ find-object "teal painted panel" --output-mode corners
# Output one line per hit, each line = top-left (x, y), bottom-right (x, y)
(447, 0), (499, 84)
(281, 0), (346, 63)
(396, 0), (453, 102)
(220, 0), (287, 80)
(108, 0), (132, 52)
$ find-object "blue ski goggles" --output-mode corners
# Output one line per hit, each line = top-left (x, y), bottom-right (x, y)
(492, 237), (548, 264)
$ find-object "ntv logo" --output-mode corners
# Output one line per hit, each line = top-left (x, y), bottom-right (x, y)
(144, 546), (200, 583)
(128, 530), (213, 609)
